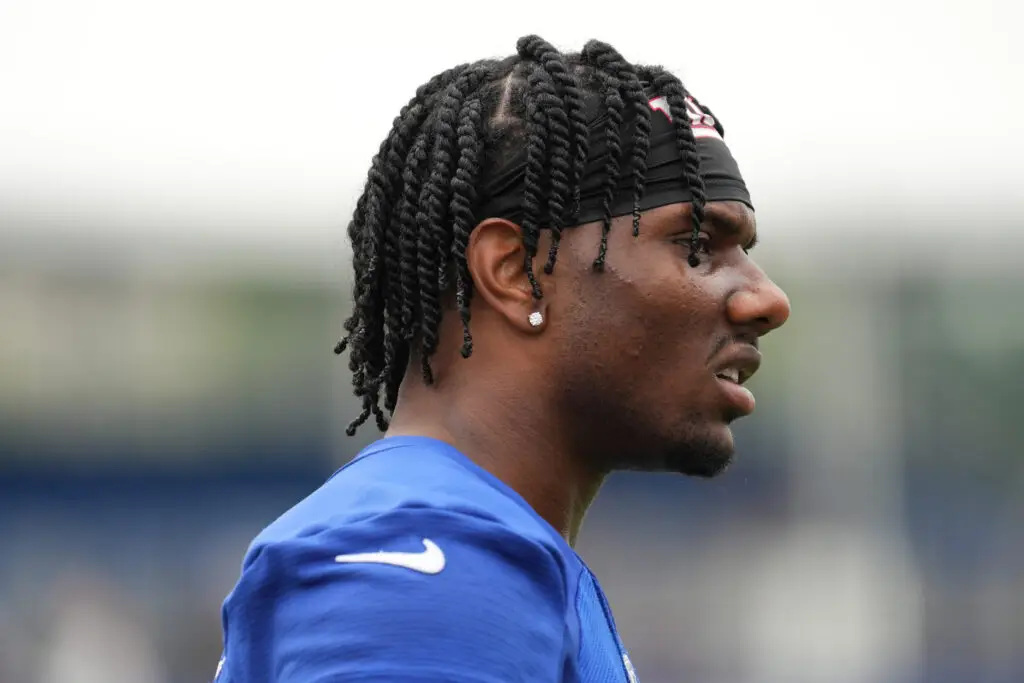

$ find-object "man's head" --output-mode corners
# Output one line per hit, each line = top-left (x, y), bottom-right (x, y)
(337, 36), (790, 476)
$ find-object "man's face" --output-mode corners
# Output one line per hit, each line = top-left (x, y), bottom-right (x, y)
(547, 200), (790, 476)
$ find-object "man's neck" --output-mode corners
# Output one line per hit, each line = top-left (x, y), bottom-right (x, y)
(387, 381), (605, 546)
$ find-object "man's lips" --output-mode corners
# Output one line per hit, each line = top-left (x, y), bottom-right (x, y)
(712, 344), (761, 416)
(712, 344), (761, 386)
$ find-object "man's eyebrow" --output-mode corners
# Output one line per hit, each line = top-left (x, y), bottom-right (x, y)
(705, 206), (758, 250)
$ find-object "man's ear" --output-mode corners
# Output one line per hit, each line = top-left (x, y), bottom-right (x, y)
(465, 218), (549, 333)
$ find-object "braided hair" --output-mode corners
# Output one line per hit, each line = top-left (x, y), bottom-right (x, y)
(336, 37), (712, 435)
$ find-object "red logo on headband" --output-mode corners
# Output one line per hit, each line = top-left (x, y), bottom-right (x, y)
(648, 96), (722, 140)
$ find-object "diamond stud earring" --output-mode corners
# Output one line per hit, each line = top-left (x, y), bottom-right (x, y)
(528, 311), (544, 327)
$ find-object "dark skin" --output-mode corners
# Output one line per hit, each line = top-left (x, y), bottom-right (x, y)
(388, 199), (790, 544)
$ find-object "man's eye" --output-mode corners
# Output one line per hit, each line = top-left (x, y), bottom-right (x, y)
(676, 234), (712, 256)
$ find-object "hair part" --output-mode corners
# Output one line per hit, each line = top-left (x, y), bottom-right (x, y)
(336, 36), (713, 435)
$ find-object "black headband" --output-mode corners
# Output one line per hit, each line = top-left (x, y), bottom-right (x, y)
(478, 90), (752, 226)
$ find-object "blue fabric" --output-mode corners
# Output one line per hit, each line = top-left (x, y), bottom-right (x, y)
(216, 436), (639, 682)
(577, 570), (638, 683)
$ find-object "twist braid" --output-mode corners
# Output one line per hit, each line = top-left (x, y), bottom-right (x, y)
(449, 98), (484, 358)
(517, 62), (549, 300)
(646, 67), (710, 267)
(523, 63), (573, 275)
(578, 61), (625, 271)
(417, 64), (496, 382)
(344, 158), (391, 434)
(582, 40), (651, 237)
(517, 36), (587, 274)
(381, 131), (430, 416)
(395, 133), (431, 332)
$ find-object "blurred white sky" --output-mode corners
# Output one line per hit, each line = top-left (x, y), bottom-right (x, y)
(0, 0), (1021, 264)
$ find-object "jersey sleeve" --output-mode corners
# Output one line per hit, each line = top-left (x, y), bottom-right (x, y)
(219, 507), (571, 683)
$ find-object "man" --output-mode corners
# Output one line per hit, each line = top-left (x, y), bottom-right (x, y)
(216, 35), (789, 682)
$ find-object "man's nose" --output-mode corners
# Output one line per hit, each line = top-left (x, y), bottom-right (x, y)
(726, 266), (791, 336)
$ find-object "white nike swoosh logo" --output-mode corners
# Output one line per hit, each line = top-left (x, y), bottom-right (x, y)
(334, 538), (446, 575)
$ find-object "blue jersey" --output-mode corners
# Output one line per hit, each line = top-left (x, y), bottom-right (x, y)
(216, 436), (640, 683)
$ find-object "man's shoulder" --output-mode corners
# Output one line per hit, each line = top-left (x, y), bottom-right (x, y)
(218, 438), (582, 683)
(244, 436), (570, 573)
(224, 438), (577, 629)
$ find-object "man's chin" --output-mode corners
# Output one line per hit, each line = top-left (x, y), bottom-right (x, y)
(683, 452), (733, 478)
(665, 426), (735, 477)
(615, 430), (734, 477)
